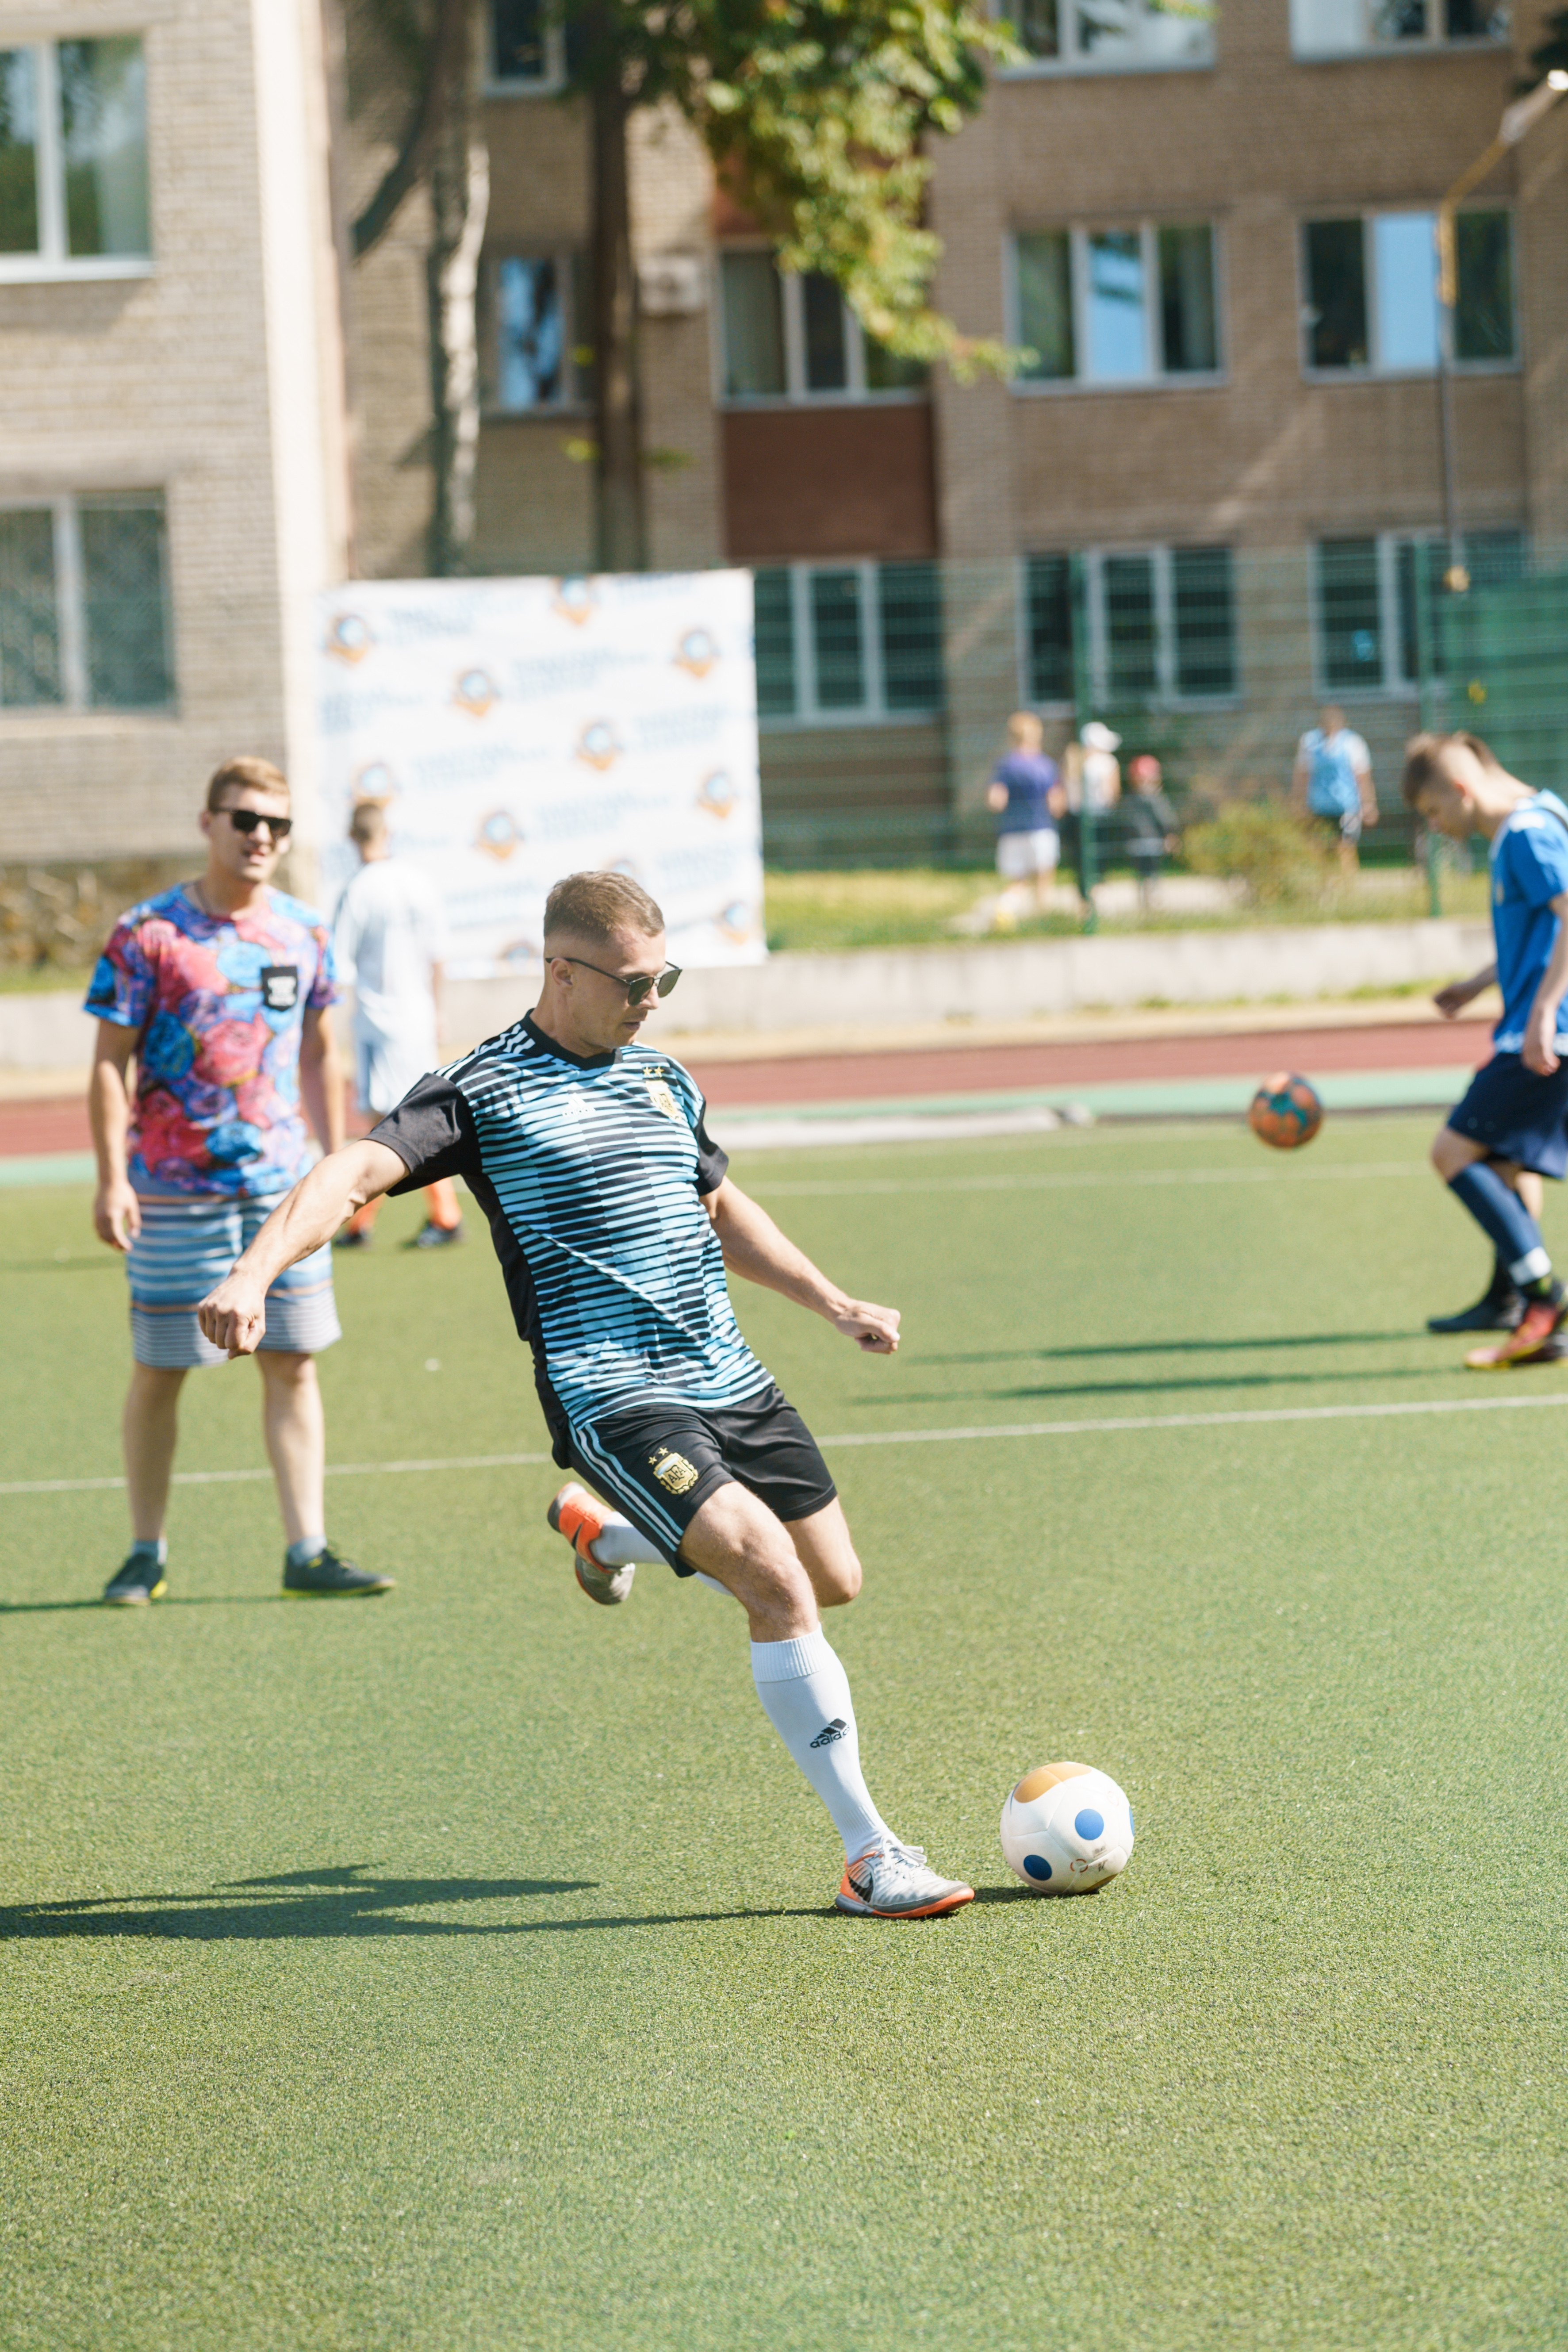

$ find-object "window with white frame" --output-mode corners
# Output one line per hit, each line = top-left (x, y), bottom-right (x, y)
(0, 492), (174, 711)
(754, 563), (943, 724)
(718, 252), (927, 402)
(1023, 546), (1238, 705)
(488, 0), (567, 89)
(1013, 223), (1220, 385)
(485, 252), (586, 412)
(1302, 210), (1514, 374)
(1291, 0), (1507, 58)
(1003, 0), (1215, 70)
(1315, 529), (1526, 694)
(0, 37), (149, 278)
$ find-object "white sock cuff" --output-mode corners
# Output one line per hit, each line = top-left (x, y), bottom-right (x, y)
(1511, 1246), (1552, 1285)
(749, 1627), (831, 1684)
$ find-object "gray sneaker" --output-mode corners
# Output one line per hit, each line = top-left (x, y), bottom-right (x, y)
(282, 1546), (395, 1597)
(102, 1554), (167, 1606)
(835, 1837), (974, 1919)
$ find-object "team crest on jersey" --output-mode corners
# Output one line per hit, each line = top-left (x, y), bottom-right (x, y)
(644, 1078), (680, 1120)
(260, 965), (299, 1012)
(649, 1447), (699, 1495)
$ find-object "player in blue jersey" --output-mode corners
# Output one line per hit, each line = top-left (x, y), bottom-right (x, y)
(1403, 732), (1568, 1367)
(198, 872), (974, 1922)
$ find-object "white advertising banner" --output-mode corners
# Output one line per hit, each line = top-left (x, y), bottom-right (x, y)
(313, 570), (764, 976)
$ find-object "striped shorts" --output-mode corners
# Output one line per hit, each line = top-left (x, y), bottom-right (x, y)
(127, 1194), (341, 1370)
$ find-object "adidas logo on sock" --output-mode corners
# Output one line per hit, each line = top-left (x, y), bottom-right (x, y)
(809, 1718), (847, 1749)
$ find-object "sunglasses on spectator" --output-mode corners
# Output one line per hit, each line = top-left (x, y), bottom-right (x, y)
(221, 806), (293, 840)
(562, 956), (681, 1006)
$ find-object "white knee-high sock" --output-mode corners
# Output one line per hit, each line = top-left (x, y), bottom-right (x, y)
(587, 1510), (664, 1567)
(750, 1627), (890, 1860)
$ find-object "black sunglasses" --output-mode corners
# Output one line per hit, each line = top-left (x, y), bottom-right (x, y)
(222, 806), (293, 841)
(562, 955), (681, 1007)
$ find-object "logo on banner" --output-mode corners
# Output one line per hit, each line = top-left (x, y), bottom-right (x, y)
(475, 809), (523, 861)
(353, 760), (398, 804)
(718, 899), (755, 945)
(454, 667), (498, 717)
(696, 770), (735, 820)
(575, 720), (622, 771)
(324, 613), (372, 663)
(674, 626), (719, 678)
(553, 576), (597, 626)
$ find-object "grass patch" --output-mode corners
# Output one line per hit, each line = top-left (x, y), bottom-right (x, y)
(764, 866), (1493, 953)
(1, 1125), (1565, 2348)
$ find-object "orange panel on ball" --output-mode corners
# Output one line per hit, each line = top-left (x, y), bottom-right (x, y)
(1013, 1761), (1092, 1802)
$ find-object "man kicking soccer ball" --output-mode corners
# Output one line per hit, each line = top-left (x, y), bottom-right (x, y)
(1405, 732), (1568, 1367)
(198, 871), (974, 1922)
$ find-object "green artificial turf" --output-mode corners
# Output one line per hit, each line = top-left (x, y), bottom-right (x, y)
(2, 1118), (1566, 2351)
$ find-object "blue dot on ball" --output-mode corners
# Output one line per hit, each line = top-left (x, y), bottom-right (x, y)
(1074, 1807), (1105, 1841)
(1023, 1853), (1052, 1881)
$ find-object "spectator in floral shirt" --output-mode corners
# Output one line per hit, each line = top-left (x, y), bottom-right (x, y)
(85, 756), (391, 1605)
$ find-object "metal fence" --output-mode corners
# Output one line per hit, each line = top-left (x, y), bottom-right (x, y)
(756, 540), (1568, 870)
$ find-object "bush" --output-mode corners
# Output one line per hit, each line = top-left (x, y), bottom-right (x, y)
(1182, 800), (1337, 908)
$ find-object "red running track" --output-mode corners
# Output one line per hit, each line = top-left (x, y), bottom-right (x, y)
(1, 1019), (1491, 1159)
(683, 1021), (1492, 1109)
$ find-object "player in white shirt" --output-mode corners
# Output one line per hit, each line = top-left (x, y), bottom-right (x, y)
(332, 801), (464, 1249)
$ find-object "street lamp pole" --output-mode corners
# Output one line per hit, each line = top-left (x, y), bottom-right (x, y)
(1434, 71), (1568, 596)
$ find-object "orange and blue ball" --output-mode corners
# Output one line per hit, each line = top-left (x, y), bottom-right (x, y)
(1248, 1071), (1323, 1150)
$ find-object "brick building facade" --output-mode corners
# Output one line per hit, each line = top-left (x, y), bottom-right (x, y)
(2, 0), (1565, 882)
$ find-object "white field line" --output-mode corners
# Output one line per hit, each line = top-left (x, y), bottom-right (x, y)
(7, 1390), (1568, 1497)
(752, 1159), (1427, 1198)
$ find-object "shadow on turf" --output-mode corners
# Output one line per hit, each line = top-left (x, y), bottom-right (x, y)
(0, 1865), (847, 1941)
(0, 1596), (289, 1615)
(920, 1329), (1415, 1366)
(877, 1360), (1491, 1407)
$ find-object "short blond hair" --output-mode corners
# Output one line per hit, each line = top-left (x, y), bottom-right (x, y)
(1400, 730), (1499, 808)
(1007, 710), (1044, 748)
(544, 870), (665, 948)
(207, 755), (288, 812)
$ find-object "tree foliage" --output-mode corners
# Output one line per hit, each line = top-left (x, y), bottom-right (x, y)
(560, 0), (1022, 378)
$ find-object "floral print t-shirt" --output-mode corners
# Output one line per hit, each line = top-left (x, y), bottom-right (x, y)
(84, 885), (338, 1198)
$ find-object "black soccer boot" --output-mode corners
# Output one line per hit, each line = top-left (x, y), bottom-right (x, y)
(282, 1546), (395, 1597)
(1428, 1255), (1524, 1334)
(102, 1550), (168, 1606)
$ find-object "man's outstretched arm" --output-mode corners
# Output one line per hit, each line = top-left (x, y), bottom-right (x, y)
(703, 1176), (900, 1354)
(197, 1140), (407, 1356)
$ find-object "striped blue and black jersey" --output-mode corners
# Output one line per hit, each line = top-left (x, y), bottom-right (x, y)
(368, 1012), (771, 1449)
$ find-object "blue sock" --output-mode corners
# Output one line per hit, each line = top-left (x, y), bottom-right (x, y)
(1448, 1165), (1552, 1288)
(130, 1536), (167, 1568)
(286, 1535), (326, 1570)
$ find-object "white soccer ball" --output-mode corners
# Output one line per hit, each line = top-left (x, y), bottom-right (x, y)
(1000, 1761), (1134, 1895)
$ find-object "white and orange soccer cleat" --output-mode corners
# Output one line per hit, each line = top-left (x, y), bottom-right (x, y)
(835, 1837), (975, 1920)
(547, 1481), (635, 1606)
(1464, 1290), (1568, 1370)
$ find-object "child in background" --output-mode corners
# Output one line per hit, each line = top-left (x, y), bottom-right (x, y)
(1123, 754), (1180, 909)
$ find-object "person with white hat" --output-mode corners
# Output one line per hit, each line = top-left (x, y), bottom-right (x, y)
(1063, 721), (1122, 911)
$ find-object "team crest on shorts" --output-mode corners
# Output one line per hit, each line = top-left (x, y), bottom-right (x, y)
(649, 1446), (699, 1495)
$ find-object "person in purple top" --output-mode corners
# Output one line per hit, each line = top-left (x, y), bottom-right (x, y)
(986, 711), (1066, 924)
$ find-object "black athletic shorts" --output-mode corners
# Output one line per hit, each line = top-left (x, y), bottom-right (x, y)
(1446, 1051), (1568, 1180)
(565, 1381), (838, 1574)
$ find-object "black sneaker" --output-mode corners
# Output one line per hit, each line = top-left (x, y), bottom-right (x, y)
(103, 1554), (167, 1606)
(282, 1546), (395, 1597)
(334, 1226), (374, 1250)
(409, 1220), (464, 1250)
(1428, 1287), (1524, 1334)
